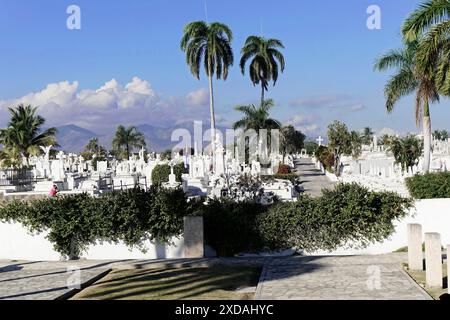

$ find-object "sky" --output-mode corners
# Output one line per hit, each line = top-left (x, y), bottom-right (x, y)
(0, 0), (448, 138)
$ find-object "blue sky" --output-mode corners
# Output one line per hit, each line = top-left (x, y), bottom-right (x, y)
(0, 0), (448, 136)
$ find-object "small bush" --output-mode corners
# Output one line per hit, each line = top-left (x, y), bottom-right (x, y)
(406, 172), (450, 199)
(151, 163), (188, 185)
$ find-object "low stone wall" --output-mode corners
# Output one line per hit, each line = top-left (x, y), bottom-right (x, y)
(311, 198), (450, 255)
(0, 222), (185, 261)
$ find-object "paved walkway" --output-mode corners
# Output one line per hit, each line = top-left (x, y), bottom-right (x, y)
(0, 254), (431, 300)
(255, 254), (431, 300)
(295, 157), (336, 197)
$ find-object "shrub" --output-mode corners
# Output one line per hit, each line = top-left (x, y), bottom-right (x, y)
(0, 187), (188, 258)
(277, 164), (291, 174)
(258, 183), (413, 252)
(261, 173), (299, 183)
(315, 146), (334, 172)
(197, 198), (267, 256)
(406, 172), (450, 199)
(151, 163), (188, 185)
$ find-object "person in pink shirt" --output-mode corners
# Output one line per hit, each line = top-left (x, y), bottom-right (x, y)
(49, 184), (58, 197)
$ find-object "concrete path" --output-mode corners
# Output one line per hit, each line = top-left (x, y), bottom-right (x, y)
(295, 157), (335, 197)
(255, 254), (431, 300)
(0, 254), (430, 300)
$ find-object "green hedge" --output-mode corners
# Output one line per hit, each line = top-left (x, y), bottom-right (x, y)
(0, 183), (413, 258)
(0, 187), (188, 258)
(199, 183), (413, 256)
(406, 172), (450, 199)
(151, 163), (188, 185)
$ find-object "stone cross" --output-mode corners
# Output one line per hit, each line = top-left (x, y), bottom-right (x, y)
(316, 136), (324, 146)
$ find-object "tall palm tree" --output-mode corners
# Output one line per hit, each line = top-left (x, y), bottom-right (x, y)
(374, 41), (440, 173)
(240, 36), (285, 106)
(0, 104), (57, 166)
(112, 125), (146, 160)
(402, 0), (450, 95)
(180, 21), (234, 160)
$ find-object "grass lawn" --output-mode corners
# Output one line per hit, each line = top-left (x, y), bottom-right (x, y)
(71, 265), (262, 300)
(404, 263), (448, 300)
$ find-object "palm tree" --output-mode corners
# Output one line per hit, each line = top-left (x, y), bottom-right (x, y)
(374, 41), (440, 173)
(233, 99), (281, 132)
(361, 127), (374, 146)
(240, 36), (285, 106)
(112, 125), (146, 160)
(233, 99), (281, 163)
(402, 0), (450, 95)
(84, 138), (106, 157)
(180, 21), (234, 159)
(0, 104), (57, 166)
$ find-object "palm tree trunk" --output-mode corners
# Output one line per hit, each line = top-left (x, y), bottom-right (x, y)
(208, 63), (216, 171)
(423, 101), (431, 173)
(126, 144), (130, 160)
(261, 83), (265, 107)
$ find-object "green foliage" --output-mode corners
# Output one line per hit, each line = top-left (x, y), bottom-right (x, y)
(387, 135), (423, 171)
(92, 156), (106, 171)
(0, 104), (57, 165)
(160, 149), (173, 161)
(433, 129), (449, 141)
(151, 163), (188, 185)
(240, 36), (285, 105)
(196, 198), (267, 256)
(406, 172), (450, 199)
(304, 141), (319, 156)
(314, 146), (335, 172)
(199, 183), (413, 256)
(361, 127), (374, 146)
(281, 126), (305, 156)
(258, 183), (414, 252)
(112, 125), (146, 160)
(0, 187), (188, 258)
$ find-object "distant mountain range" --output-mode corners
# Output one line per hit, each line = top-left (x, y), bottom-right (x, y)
(55, 123), (230, 153)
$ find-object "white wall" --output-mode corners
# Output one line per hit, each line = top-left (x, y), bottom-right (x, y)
(0, 222), (185, 261)
(311, 198), (450, 255)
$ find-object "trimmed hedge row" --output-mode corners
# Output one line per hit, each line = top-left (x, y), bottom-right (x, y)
(406, 172), (450, 199)
(0, 183), (414, 258)
(151, 163), (188, 185)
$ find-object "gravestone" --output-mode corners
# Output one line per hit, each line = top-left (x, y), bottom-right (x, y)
(183, 216), (204, 258)
(407, 224), (423, 271)
(425, 233), (443, 288)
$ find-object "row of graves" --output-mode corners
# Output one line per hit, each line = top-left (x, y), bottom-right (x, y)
(0, 136), (299, 203)
(334, 135), (450, 196)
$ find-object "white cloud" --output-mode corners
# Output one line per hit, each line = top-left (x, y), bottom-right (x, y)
(286, 114), (320, 135)
(0, 78), (210, 132)
(291, 95), (365, 113)
(186, 88), (209, 107)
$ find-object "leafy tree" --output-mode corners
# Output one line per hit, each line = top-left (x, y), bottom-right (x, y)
(304, 141), (319, 156)
(281, 125), (305, 157)
(327, 121), (352, 176)
(350, 131), (363, 159)
(240, 36), (285, 106)
(180, 21), (234, 156)
(387, 135), (423, 172)
(0, 104), (57, 166)
(112, 125), (146, 160)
